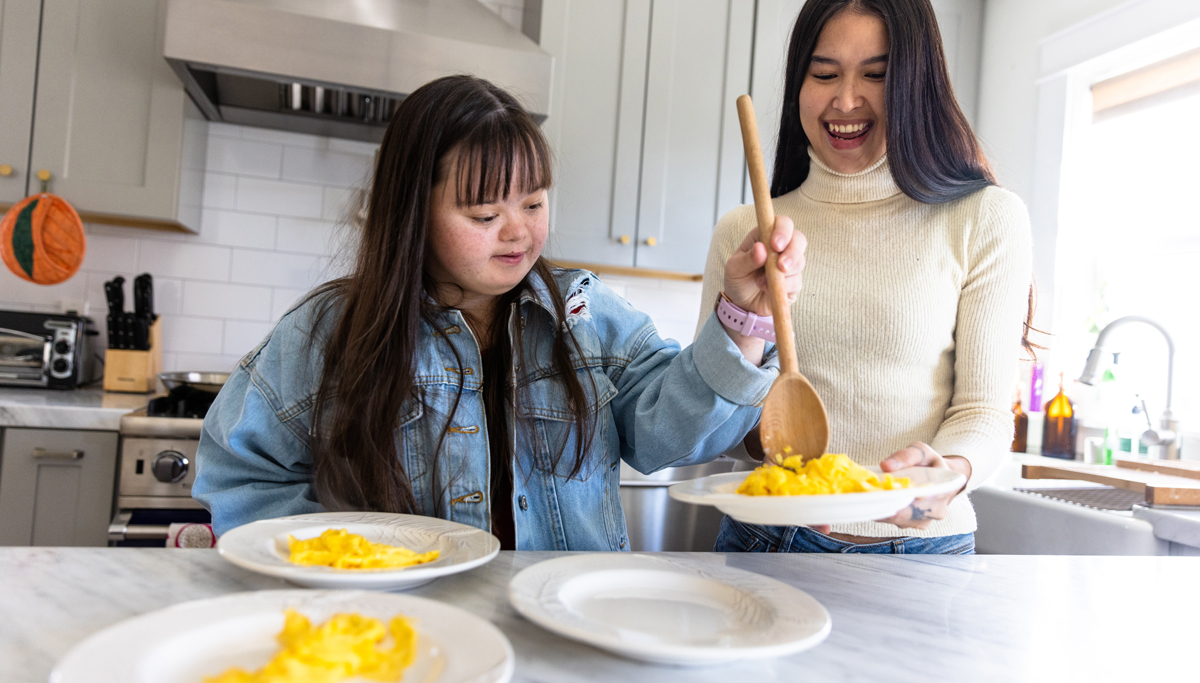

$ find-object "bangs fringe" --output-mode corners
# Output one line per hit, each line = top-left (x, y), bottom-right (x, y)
(453, 117), (552, 206)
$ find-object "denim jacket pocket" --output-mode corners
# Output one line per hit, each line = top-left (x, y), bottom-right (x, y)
(521, 368), (617, 482)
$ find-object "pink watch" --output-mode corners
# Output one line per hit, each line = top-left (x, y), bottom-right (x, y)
(716, 294), (776, 343)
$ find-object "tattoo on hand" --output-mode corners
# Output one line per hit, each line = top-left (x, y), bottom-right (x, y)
(909, 503), (932, 521)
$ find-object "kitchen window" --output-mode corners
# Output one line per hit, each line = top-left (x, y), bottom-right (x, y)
(1054, 43), (1200, 436)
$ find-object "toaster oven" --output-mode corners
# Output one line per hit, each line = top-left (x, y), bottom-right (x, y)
(0, 309), (98, 389)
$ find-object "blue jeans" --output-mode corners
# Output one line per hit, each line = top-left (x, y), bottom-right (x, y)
(714, 516), (975, 554)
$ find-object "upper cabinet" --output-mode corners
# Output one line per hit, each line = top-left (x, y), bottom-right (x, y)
(539, 0), (754, 274)
(0, 0), (40, 205)
(1, 0), (206, 233)
(543, 0), (984, 275)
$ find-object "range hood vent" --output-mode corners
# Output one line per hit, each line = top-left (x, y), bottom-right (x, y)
(163, 0), (553, 143)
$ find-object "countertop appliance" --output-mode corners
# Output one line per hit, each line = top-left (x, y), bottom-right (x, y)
(108, 384), (218, 546)
(162, 0), (554, 142)
(0, 309), (98, 389)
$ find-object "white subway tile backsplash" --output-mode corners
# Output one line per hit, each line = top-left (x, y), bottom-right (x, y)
(182, 281), (272, 320)
(328, 138), (380, 157)
(206, 122), (243, 139)
(138, 240), (231, 282)
(0, 268), (88, 309)
(152, 276), (183, 316)
(159, 315), (225, 354)
(80, 234), (139, 274)
(236, 177), (324, 218)
(282, 146), (373, 188)
(166, 352), (245, 373)
(206, 136), (282, 179)
(271, 287), (308, 320)
(224, 320), (273, 356)
(322, 186), (362, 222)
(202, 172), (237, 209)
(240, 126), (327, 149)
(230, 250), (330, 289)
(201, 210), (277, 249)
(276, 216), (337, 255)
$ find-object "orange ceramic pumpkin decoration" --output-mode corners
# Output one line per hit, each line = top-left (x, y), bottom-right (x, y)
(0, 192), (86, 285)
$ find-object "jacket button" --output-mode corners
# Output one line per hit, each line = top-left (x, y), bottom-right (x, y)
(518, 495), (528, 511)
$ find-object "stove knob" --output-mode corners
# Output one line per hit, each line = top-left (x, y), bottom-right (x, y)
(151, 451), (189, 483)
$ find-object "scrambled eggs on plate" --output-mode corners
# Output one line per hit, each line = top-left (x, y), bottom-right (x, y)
(737, 452), (911, 496)
(205, 609), (416, 683)
(288, 529), (439, 570)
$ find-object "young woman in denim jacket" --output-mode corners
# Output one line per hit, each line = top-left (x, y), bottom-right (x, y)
(192, 75), (807, 550)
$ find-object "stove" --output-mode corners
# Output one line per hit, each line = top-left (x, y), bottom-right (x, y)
(108, 389), (213, 546)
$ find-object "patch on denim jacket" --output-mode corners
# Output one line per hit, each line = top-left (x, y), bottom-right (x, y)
(563, 274), (592, 329)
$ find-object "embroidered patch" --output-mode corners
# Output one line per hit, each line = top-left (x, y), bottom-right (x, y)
(564, 275), (592, 329)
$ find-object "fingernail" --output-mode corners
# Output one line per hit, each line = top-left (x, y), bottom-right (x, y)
(779, 257), (790, 270)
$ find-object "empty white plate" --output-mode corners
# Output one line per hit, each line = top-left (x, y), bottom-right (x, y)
(508, 554), (831, 666)
(668, 466), (966, 526)
(218, 512), (500, 590)
(50, 589), (513, 683)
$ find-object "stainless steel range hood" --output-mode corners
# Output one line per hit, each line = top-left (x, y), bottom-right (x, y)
(163, 0), (553, 143)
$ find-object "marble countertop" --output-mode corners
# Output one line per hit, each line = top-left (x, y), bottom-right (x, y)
(2, 549), (1196, 682)
(0, 385), (151, 430)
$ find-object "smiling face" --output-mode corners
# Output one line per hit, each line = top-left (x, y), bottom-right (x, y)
(425, 153), (549, 318)
(799, 10), (889, 174)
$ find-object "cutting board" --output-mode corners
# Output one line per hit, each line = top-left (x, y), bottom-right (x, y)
(1021, 462), (1200, 506)
(1116, 459), (1200, 482)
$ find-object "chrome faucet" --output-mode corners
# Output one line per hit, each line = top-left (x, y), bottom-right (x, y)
(1078, 316), (1180, 459)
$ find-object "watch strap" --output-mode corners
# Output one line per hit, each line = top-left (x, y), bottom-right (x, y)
(716, 294), (776, 343)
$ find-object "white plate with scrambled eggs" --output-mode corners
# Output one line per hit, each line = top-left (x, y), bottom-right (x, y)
(218, 512), (500, 590)
(51, 589), (513, 683)
(509, 553), (831, 665)
(668, 455), (967, 526)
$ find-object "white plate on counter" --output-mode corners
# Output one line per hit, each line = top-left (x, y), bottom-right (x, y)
(218, 512), (500, 590)
(668, 466), (966, 526)
(508, 553), (831, 666)
(50, 589), (513, 683)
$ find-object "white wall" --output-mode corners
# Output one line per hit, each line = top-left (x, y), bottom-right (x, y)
(974, 0), (1129, 203)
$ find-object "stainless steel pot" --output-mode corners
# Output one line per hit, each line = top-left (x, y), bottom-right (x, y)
(158, 371), (229, 393)
(619, 457), (738, 551)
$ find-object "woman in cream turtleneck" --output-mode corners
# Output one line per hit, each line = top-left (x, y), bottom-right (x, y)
(701, 0), (1032, 554)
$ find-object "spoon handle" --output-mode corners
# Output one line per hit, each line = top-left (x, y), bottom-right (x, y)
(736, 95), (799, 376)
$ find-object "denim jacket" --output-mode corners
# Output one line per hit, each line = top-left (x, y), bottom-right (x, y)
(193, 268), (778, 550)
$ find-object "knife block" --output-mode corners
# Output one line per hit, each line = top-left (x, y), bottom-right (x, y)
(103, 319), (162, 393)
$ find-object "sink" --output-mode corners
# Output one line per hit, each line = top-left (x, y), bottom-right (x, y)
(972, 454), (1172, 554)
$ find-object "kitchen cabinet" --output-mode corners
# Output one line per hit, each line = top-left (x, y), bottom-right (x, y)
(539, 0), (754, 274)
(0, 427), (118, 547)
(749, 0), (984, 182)
(0, 0), (207, 233)
(0, 0), (40, 205)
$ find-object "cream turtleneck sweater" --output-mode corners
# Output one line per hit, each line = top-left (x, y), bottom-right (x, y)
(699, 150), (1032, 538)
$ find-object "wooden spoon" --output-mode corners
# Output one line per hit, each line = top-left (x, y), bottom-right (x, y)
(736, 94), (830, 463)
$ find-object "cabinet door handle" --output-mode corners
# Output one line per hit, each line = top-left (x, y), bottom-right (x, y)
(0, 164), (13, 177)
(33, 448), (84, 460)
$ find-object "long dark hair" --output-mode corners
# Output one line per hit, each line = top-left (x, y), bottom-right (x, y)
(773, 0), (1044, 356)
(306, 75), (594, 515)
(771, 0), (994, 202)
